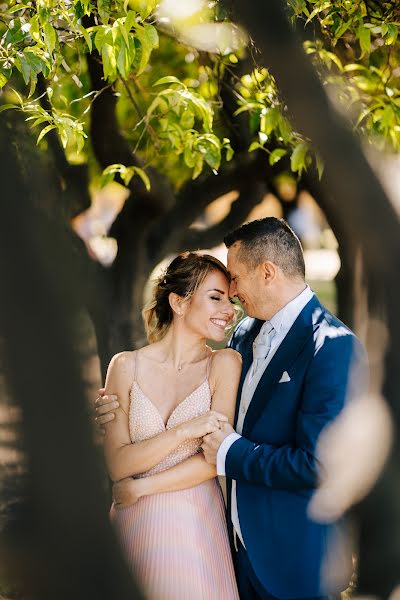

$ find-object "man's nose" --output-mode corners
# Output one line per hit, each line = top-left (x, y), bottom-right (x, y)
(222, 299), (235, 318)
(229, 280), (237, 298)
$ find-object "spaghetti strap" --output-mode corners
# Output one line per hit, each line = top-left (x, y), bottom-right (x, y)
(134, 349), (139, 382)
(206, 349), (213, 379)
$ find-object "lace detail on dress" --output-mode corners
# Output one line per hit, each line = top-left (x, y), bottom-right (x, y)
(129, 379), (211, 478)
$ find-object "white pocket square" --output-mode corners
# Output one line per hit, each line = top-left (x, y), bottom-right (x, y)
(279, 371), (291, 383)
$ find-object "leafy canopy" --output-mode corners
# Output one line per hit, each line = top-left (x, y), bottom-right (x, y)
(1, 0), (400, 187)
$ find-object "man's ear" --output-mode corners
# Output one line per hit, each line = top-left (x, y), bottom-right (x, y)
(262, 261), (278, 283)
(169, 292), (185, 316)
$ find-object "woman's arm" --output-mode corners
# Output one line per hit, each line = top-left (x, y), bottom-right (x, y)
(113, 349), (242, 504)
(208, 348), (242, 425)
(103, 352), (227, 481)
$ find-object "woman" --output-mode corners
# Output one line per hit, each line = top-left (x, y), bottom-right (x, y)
(102, 252), (242, 600)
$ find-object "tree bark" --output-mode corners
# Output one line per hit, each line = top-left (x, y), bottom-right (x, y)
(0, 118), (144, 600)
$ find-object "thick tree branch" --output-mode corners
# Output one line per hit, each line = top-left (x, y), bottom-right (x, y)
(146, 151), (266, 261)
(85, 52), (175, 216)
(177, 180), (266, 251)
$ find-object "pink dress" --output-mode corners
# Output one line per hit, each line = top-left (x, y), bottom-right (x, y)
(110, 354), (239, 600)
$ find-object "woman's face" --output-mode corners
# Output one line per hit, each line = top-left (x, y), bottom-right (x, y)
(182, 269), (235, 342)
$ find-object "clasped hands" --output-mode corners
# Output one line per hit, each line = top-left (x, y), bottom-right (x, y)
(201, 421), (234, 465)
(94, 390), (234, 507)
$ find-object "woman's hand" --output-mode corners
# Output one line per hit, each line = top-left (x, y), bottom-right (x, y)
(113, 477), (145, 508)
(177, 410), (228, 441)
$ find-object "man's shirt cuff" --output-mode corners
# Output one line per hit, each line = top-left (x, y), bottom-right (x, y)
(216, 432), (242, 476)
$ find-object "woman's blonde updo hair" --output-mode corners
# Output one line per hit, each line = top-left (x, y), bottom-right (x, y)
(142, 252), (231, 343)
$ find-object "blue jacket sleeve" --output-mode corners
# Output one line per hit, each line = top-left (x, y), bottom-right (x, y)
(225, 333), (366, 490)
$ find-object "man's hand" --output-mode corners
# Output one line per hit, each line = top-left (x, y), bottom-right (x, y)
(201, 422), (235, 465)
(113, 477), (144, 509)
(94, 388), (120, 434)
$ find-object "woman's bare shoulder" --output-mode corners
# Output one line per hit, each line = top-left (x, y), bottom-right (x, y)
(210, 348), (242, 372)
(107, 350), (136, 377)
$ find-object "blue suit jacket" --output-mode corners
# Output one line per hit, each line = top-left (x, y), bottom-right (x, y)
(227, 295), (366, 599)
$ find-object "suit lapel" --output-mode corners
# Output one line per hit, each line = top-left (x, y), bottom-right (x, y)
(242, 295), (322, 436)
(233, 319), (263, 428)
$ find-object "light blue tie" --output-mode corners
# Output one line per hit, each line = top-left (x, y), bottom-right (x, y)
(252, 322), (275, 377)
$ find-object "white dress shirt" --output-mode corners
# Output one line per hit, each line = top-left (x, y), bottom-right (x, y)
(217, 285), (314, 547)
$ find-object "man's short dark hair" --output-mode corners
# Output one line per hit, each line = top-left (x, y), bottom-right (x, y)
(224, 217), (305, 279)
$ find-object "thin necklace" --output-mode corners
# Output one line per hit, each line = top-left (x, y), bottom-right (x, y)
(177, 348), (209, 372)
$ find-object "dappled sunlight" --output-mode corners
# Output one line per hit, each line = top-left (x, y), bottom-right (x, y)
(71, 183), (128, 266)
(304, 249), (340, 281)
(309, 315), (392, 524)
(309, 392), (393, 523)
(156, 0), (248, 54)
(311, 313), (351, 355)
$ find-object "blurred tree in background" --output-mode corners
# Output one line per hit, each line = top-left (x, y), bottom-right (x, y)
(2, 0), (400, 371)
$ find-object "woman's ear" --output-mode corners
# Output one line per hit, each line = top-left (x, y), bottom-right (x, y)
(169, 292), (184, 316)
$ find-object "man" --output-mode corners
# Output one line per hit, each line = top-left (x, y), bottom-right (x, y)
(95, 217), (366, 600)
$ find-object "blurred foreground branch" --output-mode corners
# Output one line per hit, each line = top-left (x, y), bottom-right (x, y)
(233, 0), (400, 595)
(0, 117), (143, 600)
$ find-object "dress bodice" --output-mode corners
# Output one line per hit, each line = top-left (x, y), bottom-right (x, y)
(129, 379), (211, 478)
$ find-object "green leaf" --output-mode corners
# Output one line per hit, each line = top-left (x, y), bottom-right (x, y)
(380, 23), (389, 38)
(15, 53), (31, 85)
(358, 25), (371, 57)
(8, 4), (30, 14)
(101, 30), (117, 81)
(184, 144), (196, 168)
(381, 105), (394, 130)
(29, 14), (41, 43)
(192, 155), (204, 179)
(5, 17), (27, 44)
(117, 19), (130, 49)
(153, 76), (185, 87)
(248, 141), (261, 152)
(385, 24), (398, 46)
(335, 20), (351, 40)
(135, 24), (158, 76)
(94, 27), (107, 54)
(144, 23), (159, 48)
(0, 104), (18, 113)
(132, 166), (151, 191)
(147, 95), (169, 117)
(305, 2), (331, 25)
(222, 138), (234, 161)
(290, 142), (308, 175)
(37, 124), (57, 145)
(98, 0), (112, 23)
(0, 73), (9, 89)
(196, 135), (221, 170)
(78, 24), (92, 52)
(316, 153), (324, 179)
(117, 44), (130, 78)
(180, 110), (194, 129)
(43, 22), (57, 55)
(343, 63), (368, 73)
(269, 148), (287, 165)
(260, 107), (279, 135)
